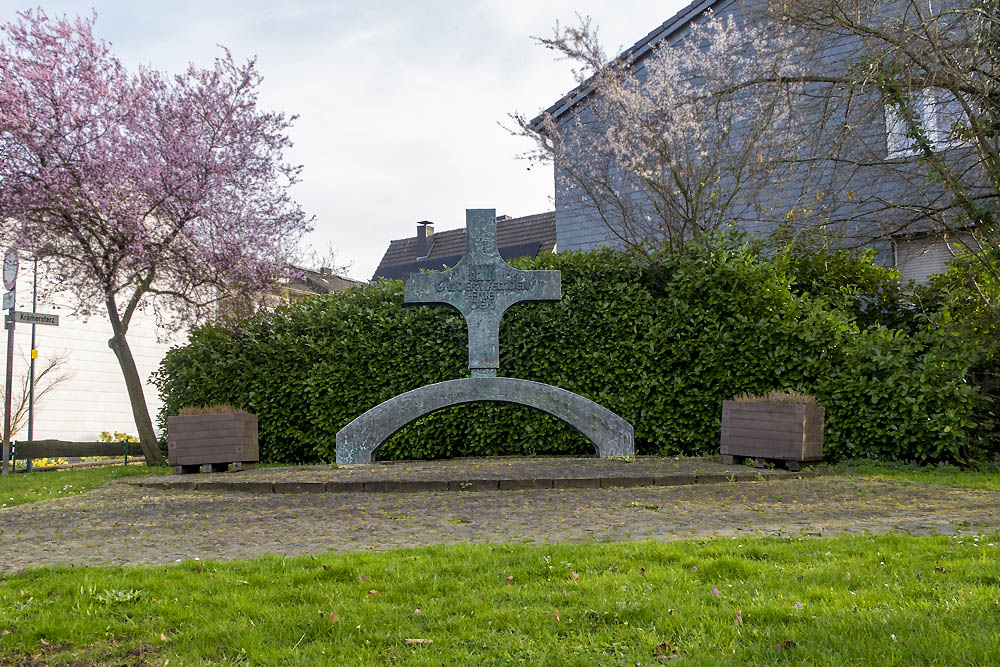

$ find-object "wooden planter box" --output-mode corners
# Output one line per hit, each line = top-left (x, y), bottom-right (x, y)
(167, 412), (259, 474)
(720, 400), (824, 471)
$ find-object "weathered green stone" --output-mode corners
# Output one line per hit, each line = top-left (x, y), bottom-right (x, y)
(336, 377), (635, 464)
(335, 208), (634, 464)
(404, 209), (560, 376)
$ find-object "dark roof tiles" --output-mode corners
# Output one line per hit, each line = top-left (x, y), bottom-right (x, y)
(373, 211), (556, 281)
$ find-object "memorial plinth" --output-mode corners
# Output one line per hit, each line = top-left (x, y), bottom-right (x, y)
(335, 209), (634, 464)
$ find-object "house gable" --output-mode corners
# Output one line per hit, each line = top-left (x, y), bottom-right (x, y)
(529, 0), (976, 279)
(532, 0), (722, 130)
(372, 211), (556, 281)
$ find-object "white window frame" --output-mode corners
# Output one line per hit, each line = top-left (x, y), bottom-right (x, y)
(885, 88), (964, 159)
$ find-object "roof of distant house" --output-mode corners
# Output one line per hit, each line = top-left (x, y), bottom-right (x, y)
(282, 266), (363, 299)
(372, 211), (557, 281)
(532, 0), (716, 128)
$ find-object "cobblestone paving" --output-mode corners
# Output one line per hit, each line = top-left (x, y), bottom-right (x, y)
(142, 456), (794, 483)
(2, 474), (998, 572)
(124, 456), (808, 494)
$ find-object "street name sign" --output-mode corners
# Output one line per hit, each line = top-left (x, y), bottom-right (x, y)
(8, 311), (59, 326)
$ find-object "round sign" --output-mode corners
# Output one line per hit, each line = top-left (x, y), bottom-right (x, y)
(2, 249), (17, 291)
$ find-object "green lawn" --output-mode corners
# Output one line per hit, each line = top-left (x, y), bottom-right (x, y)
(2, 458), (998, 664)
(826, 459), (1000, 492)
(1, 535), (997, 665)
(0, 464), (168, 508)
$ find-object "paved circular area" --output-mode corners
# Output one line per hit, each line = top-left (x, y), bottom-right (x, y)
(125, 456), (810, 494)
(2, 474), (998, 571)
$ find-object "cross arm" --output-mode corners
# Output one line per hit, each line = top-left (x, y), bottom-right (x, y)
(403, 270), (452, 307)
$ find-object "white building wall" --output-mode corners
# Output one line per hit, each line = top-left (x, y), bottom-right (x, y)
(3, 268), (184, 442)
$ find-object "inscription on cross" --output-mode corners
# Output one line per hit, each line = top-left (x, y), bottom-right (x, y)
(405, 209), (561, 377)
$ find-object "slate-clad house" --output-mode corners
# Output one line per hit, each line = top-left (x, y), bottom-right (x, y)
(372, 211), (556, 281)
(531, 0), (979, 284)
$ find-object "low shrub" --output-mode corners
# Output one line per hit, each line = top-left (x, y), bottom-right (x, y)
(154, 238), (990, 464)
(98, 431), (139, 444)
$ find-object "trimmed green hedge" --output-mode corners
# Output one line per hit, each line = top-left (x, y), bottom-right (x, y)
(154, 240), (988, 463)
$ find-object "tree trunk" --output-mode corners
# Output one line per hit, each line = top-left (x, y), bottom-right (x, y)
(105, 300), (166, 466)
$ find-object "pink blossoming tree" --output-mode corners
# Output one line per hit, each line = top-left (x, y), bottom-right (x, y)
(0, 10), (311, 465)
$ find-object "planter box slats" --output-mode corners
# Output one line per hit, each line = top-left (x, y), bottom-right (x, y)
(721, 421), (820, 437)
(166, 425), (258, 440)
(720, 437), (823, 461)
(171, 449), (252, 462)
(721, 422), (824, 441)
(169, 420), (257, 437)
(166, 439), (255, 450)
(724, 405), (816, 418)
(723, 409), (814, 419)
(173, 443), (253, 454)
(168, 439), (255, 452)
(720, 401), (824, 471)
(168, 413), (259, 474)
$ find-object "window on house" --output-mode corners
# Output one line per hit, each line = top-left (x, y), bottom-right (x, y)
(885, 88), (964, 158)
(893, 232), (971, 285)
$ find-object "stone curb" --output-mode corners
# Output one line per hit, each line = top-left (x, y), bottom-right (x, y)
(123, 468), (818, 495)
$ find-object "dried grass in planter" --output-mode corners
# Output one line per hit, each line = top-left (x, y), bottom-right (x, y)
(177, 404), (249, 416)
(730, 390), (818, 405)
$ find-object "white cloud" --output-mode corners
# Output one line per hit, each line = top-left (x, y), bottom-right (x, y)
(0, 0), (683, 279)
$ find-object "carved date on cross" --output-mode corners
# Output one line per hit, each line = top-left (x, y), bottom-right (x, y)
(404, 209), (560, 377)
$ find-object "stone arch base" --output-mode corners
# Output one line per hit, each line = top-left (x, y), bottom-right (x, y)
(335, 377), (635, 464)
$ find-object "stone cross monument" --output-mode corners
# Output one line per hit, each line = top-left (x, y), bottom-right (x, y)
(404, 209), (560, 376)
(335, 209), (634, 464)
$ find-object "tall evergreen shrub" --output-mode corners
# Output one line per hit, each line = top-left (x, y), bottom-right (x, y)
(154, 239), (987, 463)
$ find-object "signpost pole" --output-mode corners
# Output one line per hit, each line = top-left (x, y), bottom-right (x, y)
(27, 257), (37, 473)
(2, 248), (18, 476)
(28, 259), (36, 440)
(2, 301), (14, 476)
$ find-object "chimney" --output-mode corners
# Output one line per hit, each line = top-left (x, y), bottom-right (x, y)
(416, 220), (434, 258)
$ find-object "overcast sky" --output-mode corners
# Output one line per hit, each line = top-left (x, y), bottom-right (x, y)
(1, 1), (685, 280)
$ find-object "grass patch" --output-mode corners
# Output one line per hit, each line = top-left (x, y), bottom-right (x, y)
(2, 535), (998, 665)
(829, 459), (1000, 492)
(0, 465), (168, 508)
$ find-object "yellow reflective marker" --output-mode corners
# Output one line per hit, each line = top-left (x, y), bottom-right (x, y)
(31, 349), (37, 359)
